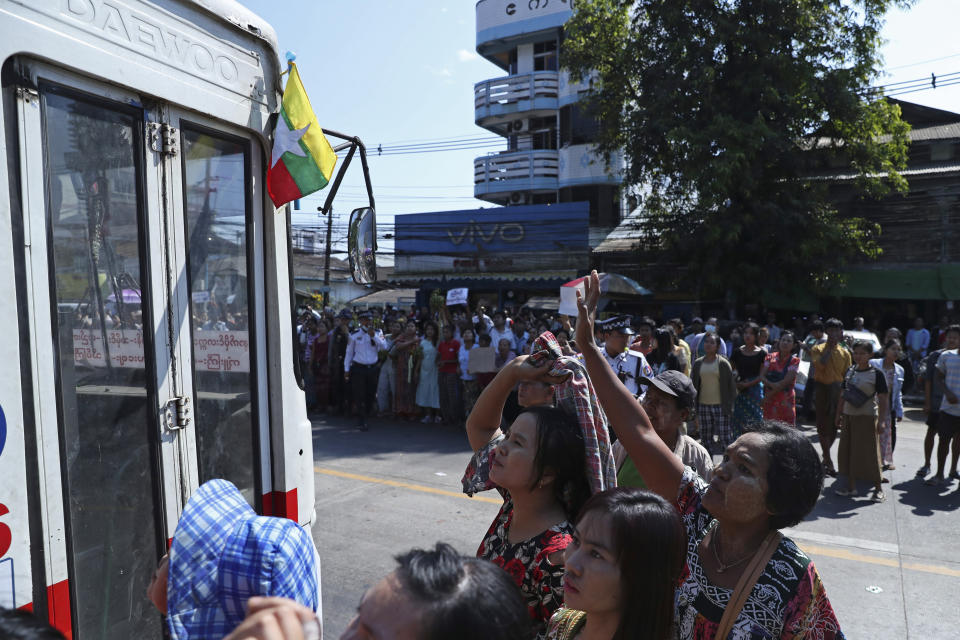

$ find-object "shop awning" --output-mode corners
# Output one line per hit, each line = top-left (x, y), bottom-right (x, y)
(389, 270), (578, 283)
(523, 295), (560, 311)
(349, 288), (419, 307)
(833, 265), (960, 300)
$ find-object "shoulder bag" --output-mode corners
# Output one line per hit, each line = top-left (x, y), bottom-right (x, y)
(713, 530), (783, 640)
(842, 368), (872, 408)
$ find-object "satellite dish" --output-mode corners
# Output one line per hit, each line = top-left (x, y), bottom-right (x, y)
(348, 206), (377, 284)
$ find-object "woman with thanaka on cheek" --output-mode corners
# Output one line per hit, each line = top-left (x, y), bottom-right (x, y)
(546, 489), (686, 640)
(572, 271), (846, 640)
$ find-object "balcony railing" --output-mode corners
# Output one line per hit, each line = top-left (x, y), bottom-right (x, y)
(474, 150), (559, 197)
(475, 72), (558, 119)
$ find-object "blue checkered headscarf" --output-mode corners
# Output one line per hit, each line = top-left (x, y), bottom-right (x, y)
(166, 479), (318, 639)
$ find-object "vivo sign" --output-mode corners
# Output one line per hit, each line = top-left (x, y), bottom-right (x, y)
(447, 221), (525, 246)
(395, 202), (588, 259)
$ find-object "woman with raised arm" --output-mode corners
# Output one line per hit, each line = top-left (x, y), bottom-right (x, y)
(462, 332), (614, 638)
(574, 271), (845, 640)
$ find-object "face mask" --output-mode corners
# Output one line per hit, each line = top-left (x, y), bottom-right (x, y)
(704, 324), (716, 333)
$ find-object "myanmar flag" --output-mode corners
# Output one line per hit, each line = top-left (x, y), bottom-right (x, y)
(267, 63), (337, 208)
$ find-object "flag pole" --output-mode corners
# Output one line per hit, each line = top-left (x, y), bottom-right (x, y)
(281, 50), (296, 76)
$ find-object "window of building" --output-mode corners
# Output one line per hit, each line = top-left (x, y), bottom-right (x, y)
(533, 40), (558, 71)
(560, 105), (601, 146)
(560, 185), (621, 226)
(507, 116), (558, 151)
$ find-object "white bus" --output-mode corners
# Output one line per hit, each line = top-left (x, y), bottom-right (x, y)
(0, 1), (327, 636)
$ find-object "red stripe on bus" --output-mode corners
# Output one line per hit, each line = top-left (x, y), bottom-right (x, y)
(17, 580), (73, 637)
(262, 488), (298, 522)
(48, 579), (73, 639)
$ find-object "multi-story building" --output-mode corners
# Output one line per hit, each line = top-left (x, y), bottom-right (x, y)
(473, 0), (623, 244)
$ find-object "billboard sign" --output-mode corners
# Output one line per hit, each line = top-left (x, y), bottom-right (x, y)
(394, 202), (589, 274)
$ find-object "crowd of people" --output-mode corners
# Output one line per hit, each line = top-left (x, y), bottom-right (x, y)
(286, 288), (959, 639)
(11, 281), (960, 640)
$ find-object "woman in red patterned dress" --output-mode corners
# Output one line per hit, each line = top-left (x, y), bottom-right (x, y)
(462, 356), (591, 637)
(761, 331), (801, 425)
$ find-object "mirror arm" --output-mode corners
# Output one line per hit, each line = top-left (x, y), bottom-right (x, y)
(319, 142), (356, 216)
(320, 142), (356, 304)
(320, 128), (355, 143)
(356, 138), (376, 218)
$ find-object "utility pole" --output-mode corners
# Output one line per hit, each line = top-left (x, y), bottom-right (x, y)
(322, 208), (334, 306)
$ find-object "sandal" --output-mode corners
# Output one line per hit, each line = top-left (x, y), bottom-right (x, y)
(871, 490), (886, 503)
(823, 461), (838, 478)
(925, 476), (945, 487)
(834, 487), (857, 497)
(916, 465), (931, 478)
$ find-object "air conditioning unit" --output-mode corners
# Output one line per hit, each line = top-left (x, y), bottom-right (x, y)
(506, 118), (528, 133)
(509, 191), (528, 205)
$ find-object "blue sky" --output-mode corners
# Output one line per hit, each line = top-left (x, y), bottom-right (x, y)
(239, 0), (960, 260)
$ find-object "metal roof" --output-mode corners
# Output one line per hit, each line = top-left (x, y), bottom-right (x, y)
(593, 209), (649, 254)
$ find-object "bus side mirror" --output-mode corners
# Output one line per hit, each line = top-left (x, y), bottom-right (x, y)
(348, 206), (377, 284)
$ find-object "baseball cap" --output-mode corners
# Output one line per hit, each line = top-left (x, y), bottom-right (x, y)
(638, 370), (697, 409)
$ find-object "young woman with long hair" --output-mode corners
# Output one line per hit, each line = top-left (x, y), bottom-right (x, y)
(647, 326), (685, 375)
(546, 488), (687, 640)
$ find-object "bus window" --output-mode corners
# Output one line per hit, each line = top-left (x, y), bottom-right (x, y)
(180, 128), (258, 506)
(42, 89), (164, 639)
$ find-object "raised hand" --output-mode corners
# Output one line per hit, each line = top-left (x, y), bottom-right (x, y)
(505, 354), (571, 386)
(574, 270), (601, 350)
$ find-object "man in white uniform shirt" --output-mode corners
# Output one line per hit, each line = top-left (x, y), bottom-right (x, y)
(344, 311), (387, 430)
(599, 315), (653, 399)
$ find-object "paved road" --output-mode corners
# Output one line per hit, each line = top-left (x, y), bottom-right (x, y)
(310, 410), (960, 639)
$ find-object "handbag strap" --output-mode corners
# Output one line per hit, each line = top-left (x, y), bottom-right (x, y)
(713, 529), (783, 640)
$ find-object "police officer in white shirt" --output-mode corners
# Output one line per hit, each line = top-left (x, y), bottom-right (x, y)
(344, 311), (387, 430)
(599, 315), (653, 399)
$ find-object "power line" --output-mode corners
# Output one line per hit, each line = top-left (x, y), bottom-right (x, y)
(885, 53), (960, 71)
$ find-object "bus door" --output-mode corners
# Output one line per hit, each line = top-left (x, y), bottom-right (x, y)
(14, 63), (216, 638)
(163, 108), (267, 510)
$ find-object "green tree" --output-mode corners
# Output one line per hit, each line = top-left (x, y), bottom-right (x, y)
(564, 0), (912, 303)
